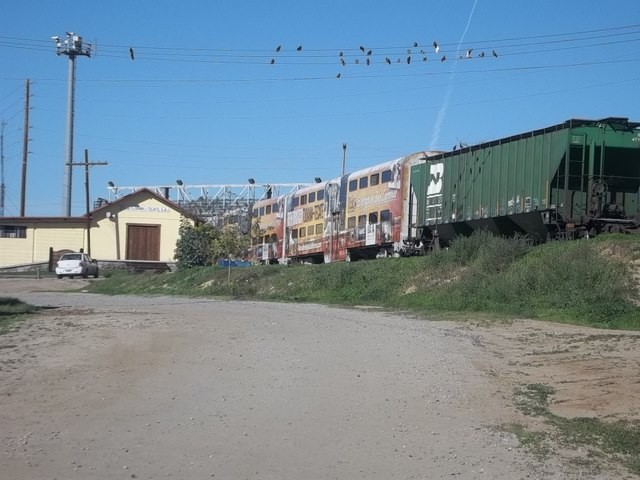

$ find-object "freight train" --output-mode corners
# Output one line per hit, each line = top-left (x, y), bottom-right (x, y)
(250, 117), (640, 264)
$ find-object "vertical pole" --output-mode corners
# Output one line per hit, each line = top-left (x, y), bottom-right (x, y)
(20, 79), (30, 217)
(84, 149), (91, 256)
(63, 54), (76, 216)
(342, 143), (347, 176)
(0, 119), (6, 217)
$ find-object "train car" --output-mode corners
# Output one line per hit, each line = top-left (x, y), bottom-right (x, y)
(251, 195), (284, 264)
(410, 117), (640, 247)
(282, 182), (327, 263)
(328, 152), (429, 261)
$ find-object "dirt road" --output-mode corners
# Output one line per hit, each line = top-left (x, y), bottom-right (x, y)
(1, 279), (639, 479)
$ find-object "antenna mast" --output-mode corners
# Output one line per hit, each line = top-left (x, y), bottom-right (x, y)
(52, 32), (92, 216)
(0, 119), (5, 217)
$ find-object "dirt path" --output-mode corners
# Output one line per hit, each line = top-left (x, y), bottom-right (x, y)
(1, 279), (638, 479)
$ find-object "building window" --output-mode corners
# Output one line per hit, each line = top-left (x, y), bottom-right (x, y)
(291, 229), (298, 239)
(309, 192), (316, 203)
(317, 190), (324, 201)
(316, 223), (323, 235)
(369, 212), (378, 224)
(359, 177), (368, 189)
(347, 216), (356, 229)
(381, 169), (392, 183)
(349, 179), (358, 192)
(381, 209), (391, 222)
(0, 225), (27, 238)
(370, 173), (380, 186)
(299, 227), (306, 238)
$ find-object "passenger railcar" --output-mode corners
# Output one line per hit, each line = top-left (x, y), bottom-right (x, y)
(251, 195), (284, 264)
(250, 152), (429, 263)
(410, 118), (640, 247)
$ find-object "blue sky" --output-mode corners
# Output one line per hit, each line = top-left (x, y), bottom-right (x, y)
(1, 0), (639, 216)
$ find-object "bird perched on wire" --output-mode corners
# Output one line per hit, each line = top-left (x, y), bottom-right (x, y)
(441, 55), (446, 62)
(275, 45), (282, 52)
(465, 49), (473, 58)
(296, 45), (303, 51)
(129, 47), (135, 60)
(270, 58), (275, 64)
(492, 50), (498, 57)
(433, 41), (439, 53)
(385, 57), (391, 64)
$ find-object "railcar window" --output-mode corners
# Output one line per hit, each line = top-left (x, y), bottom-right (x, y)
(380, 209), (391, 222)
(347, 216), (356, 229)
(299, 227), (306, 238)
(316, 223), (322, 235)
(292, 197), (299, 207)
(259, 207), (265, 216)
(253, 208), (258, 216)
(301, 194), (307, 206)
(266, 205), (271, 214)
(317, 190), (324, 201)
(370, 173), (380, 186)
(272, 202), (279, 213)
(369, 212), (378, 224)
(381, 170), (392, 183)
(349, 179), (358, 191)
(359, 177), (368, 189)
(309, 192), (316, 203)
(291, 229), (298, 239)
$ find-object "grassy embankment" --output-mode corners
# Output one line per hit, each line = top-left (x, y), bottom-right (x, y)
(90, 232), (640, 330)
(0, 297), (39, 334)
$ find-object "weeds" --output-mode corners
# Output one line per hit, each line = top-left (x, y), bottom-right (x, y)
(510, 383), (640, 475)
(89, 233), (640, 330)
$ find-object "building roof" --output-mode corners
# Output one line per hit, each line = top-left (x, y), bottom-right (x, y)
(0, 188), (200, 224)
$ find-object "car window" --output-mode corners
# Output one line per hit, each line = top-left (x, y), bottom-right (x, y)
(61, 253), (82, 261)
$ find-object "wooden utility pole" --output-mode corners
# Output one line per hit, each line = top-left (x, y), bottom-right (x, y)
(20, 79), (30, 217)
(70, 149), (107, 256)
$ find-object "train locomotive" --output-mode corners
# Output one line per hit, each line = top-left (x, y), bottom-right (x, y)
(250, 117), (640, 264)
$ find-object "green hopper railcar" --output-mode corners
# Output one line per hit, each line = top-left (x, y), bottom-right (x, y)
(410, 117), (640, 248)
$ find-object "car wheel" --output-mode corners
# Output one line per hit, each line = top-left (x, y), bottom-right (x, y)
(57, 274), (63, 279)
(82, 270), (89, 279)
(69, 275), (74, 279)
(94, 270), (99, 279)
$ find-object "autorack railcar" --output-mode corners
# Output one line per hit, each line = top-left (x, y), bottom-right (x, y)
(410, 118), (640, 247)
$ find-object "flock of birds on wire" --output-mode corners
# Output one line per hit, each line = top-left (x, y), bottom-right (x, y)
(126, 41), (498, 78)
(269, 41), (499, 78)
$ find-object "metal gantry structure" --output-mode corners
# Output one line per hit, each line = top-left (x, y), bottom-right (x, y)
(105, 181), (311, 230)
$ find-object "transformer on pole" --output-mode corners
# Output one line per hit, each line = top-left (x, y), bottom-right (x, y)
(52, 32), (92, 216)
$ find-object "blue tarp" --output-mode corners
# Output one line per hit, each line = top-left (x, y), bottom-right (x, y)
(217, 259), (252, 268)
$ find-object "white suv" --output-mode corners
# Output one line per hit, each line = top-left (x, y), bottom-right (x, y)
(55, 252), (99, 279)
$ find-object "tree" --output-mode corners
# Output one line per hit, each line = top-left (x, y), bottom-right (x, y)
(174, 218), (218, 269)
(211, 224), (249, 262)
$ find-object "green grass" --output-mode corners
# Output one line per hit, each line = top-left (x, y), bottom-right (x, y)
(90, 232), (640, 330)
(510, 383), (640, 475)
(0, 297), (39, 334)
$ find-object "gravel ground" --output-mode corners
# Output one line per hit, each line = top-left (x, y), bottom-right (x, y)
(1, 279), (638, 479)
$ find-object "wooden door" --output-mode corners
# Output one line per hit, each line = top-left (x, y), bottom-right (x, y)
(126, 224), (161, 261)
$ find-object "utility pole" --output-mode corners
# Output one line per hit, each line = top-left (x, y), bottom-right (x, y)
(0, 119), (6, 217)
(342, 143), (347, 176)
(52, 32), (92, 217)
(70, 149), (107, 256)
(20, 79), (30, 217)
